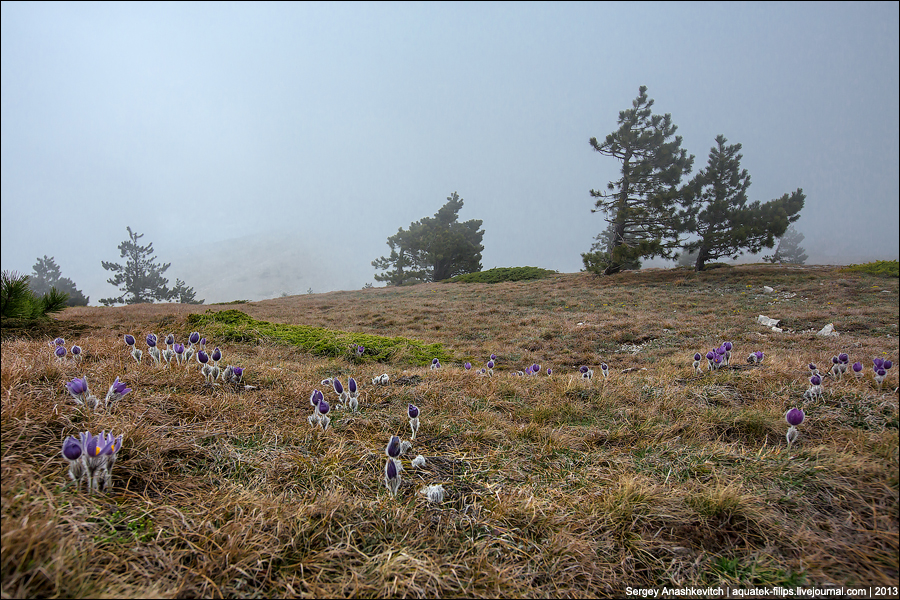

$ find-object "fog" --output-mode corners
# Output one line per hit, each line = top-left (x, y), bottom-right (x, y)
(2, 2), (897, 304)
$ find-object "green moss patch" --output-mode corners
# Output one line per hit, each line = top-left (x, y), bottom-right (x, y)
(447, 266), (557, 284)
(187, 309), (451, 366)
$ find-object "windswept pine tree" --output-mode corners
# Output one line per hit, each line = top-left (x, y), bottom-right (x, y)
(373, 192), (484, 285)
(29, 256), (89, 306)
(586, 86), (694, 275)
(101, 227), (202, 305)
(766, 225), (809, 265)
(682, 135), (805, 271)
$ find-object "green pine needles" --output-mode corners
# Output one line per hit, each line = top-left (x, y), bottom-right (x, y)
(1, 270), (69, 320)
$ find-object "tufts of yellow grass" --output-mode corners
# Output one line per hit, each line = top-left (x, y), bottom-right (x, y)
(2, 264), (897, 597)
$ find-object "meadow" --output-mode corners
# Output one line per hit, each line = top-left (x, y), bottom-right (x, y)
(1, 264), (897, 598)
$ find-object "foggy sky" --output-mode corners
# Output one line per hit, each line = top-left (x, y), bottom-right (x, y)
(2, 2), (898, 304)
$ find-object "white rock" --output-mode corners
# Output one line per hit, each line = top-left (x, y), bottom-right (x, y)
(758, 315), (780, 327)
(817, 323), (839, 337)
(763, 286), (775, 293)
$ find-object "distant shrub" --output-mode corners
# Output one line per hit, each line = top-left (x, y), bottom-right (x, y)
(447, 267), (556, 284)
(187, 309), (452, 366)
(840, 260), (899, 278)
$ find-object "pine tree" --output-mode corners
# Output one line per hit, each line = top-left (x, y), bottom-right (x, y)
(581, 222), (642, 274)
(588, 86), (694, 275)
(683, 135), (805, 271)
(766, 225), (808, 265)
(373, 192), (484, 285)
(170, 278), (204, 304)
(100, 227), (173, 305)
(29, 255), (89, 306)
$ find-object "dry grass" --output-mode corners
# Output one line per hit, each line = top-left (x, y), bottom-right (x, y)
(2, 264), (898, 598)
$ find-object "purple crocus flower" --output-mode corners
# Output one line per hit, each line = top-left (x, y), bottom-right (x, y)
(755, 351), (764, 363)
(430, 358), (441, 370)
(71, 345), (82, 357)
(385, 457), (400, 497)
(532, 364), (541, 375)
(547, 368), (552, 376)
(873, 358), (884, 370)
(333, 378), (344, 395)
(65, 377), (89, 405)
(189, 332), (200, 345)
(852, 361), (863, 377)
(810, 374), (821, 387)
(55, 346), (67, 359)
(165, 334), (175, 347)
(465, 362), (472, 371)
(104, 376), (131, 407)
(884, 360), (893, 370)
(62, 435), (85, 491)
(232, 367), (243, 382)
(146, 334), (157, 348)
(386, 435), (401, 459)
(785, 408), (804, 451)
(124, 334), (135, 346)
(197, 350), (209, 364)
(487, 360), (494, 369)
(600, 363), (609, 377)
(785, 408), (804, 427)
(408, 404), (419, 419)
(408, 404), (420, 439)
(348, 377), (357, 395)
(838, 353), (849, 365)
(211, 347), (222, 363)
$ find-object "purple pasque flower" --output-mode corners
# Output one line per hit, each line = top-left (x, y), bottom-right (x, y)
(146, 333), (157, 348)
(838, 353), (849, 365)
(54, 337), (66, 346)
(348, 377), (358, 396)
(385, 435), (401, 459)
(55, 345), (67, 360)
(408, 404), (420, 439)
(232, 366), (243, 382)
(385, 457), (400, 497)
(580, 365), (593, 379)
(464, 362), (472, 371)
(189, 331), (200, 345)
(810, 374), (822, 387)
(199, 337), (207, 351)
(62, 435), (85, 491)
(873, 358), (884, 370)
(333, 377), (344, 395)
(211, 347), (222, 363)
(197, 350), (209, 364)
(547, 368), (552, 376)
(785, 408), (805, 427)
(71, 345), (82, 357)
(723, 341), (733, 352)
(490, 354), (497, 361)
(318, 400), (331, 430)
(852, 361), (863, 377)
(808, 363), (817, 374)
(874, 368), (887, 389)
(430, 358), (441, 370)
(124, 334), (135, 346)
(79, 430), (115, 493)
(706, 351), (715, 370)
(531, 364), (541, 375)
(785, 408), (804, 451)
(65, 377), (90, 405)
(693, 353), (703, 373)
(600, 363), (609, 377)
(174, 343), (185, 364)
(164, 333), (175, 348)
(755, 351), (764, 363)
(104, 376), (131, 407)
(524, 365), (533, 376)
(884, 360), (893, 370)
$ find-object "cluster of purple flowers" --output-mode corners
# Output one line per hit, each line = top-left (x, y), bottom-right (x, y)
(64, 375), (131, 412)
(61, 430), (124, 493)
(512, 363), (552, 377)
(321, 376), (360, 412)
(809, 355), (894, 390)
(50, 337), (82, 362)
(872, 358), (894, 389)
(308, 389), (331, 430)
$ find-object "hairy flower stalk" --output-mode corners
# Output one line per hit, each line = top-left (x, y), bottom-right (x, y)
(785, 408), (804, 451)
(318, 399), (331, 431)
(332, 377), (349, 407)
(805, 374), (823, 400)
(146, 333), (161, 365)
(197, 350), (213, 384)
(408, 404), (420, 440)
(420, 484), (445, 503)
(693, 353), (703, 374)
(485, 359), (494, 376)
(600, 363), (609, 378)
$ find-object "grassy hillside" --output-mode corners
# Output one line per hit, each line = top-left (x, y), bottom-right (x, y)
(2, 264), (897, 598)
